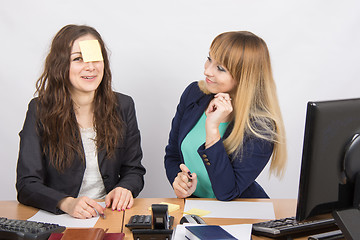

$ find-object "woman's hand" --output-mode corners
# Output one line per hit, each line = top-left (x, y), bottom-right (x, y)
(172, 164), (197, 198)
(58, 196), (105, 219)
(105, 187), (134, 211)
(205, 93), (233, 148)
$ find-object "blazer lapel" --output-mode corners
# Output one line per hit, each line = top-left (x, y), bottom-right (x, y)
(97, 149), (106, 167)
(178, 94), (213, 146)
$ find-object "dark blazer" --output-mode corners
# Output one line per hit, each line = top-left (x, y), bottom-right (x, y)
(16, 92), (146, 214)
(164, 82), (273, 200)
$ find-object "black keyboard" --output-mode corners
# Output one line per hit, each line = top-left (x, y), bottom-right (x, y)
(252, 216), (338, 238)
(0, 217), (66, 240)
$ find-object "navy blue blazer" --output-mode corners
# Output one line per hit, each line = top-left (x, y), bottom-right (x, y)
(164, 82), (273, 200)
(16, 92), (146, 214)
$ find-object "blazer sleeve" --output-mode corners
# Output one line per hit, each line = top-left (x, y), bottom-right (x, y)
(111, 94), (146, 197)
(197, 135), (273, 200)
(164, 82), (196, 185)
(16, 99), (69, 214)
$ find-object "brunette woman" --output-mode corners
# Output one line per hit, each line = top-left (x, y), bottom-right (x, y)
(16, 24), (145, 218)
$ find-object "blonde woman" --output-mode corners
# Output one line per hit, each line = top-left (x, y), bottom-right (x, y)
(164, 31), (287, 200)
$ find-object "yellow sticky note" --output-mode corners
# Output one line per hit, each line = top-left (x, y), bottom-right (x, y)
(148, 202), (180, 213)
(183, 208), (211, 217)
(79, 40), (103, 62)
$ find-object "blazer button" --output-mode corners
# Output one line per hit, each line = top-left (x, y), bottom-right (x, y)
(206, 162), (211, 166)
(102, 175), (109, 179)
(204, 158), (209, 162)
(202, 154), (207, 158)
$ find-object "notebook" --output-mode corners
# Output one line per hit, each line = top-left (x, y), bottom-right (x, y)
(185, 225), (237, 240)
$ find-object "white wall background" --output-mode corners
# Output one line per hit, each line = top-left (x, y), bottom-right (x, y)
(1, 0), (360, 201)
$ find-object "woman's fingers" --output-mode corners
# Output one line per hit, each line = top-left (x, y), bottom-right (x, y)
(105, 187), (134, 211)
(59, 196), (106, 219)
(208, 97), (232, 113)
(86, 198), (105, 216)
(206, 94), (233, 127)
(173, 182), (188, 197)
(117, 189), (132, 211)
(179, 163), (189, 173)
(214, 93), (232, 101)
(213, 97), (233, 111)
(173, 172), (190, 196)
(173, 169), (198, 198)
(64, 196), (102, 219)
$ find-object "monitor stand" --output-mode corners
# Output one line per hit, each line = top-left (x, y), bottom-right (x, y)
(333, 208), (360, 240)
(333, 172), (360, 240)
(333, 135), (360, 240)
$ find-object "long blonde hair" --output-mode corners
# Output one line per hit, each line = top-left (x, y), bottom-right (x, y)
(200, 31), (287, 177)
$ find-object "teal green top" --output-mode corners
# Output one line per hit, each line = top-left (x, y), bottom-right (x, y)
(181, 112), (229, 198)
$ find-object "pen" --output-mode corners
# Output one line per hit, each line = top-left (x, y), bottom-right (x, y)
(187, 171), (192, 182)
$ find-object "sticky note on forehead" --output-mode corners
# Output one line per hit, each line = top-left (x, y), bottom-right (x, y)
(79, 40), (103, 62)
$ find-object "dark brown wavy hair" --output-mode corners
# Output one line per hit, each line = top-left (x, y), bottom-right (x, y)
(35, 24), (123, 172)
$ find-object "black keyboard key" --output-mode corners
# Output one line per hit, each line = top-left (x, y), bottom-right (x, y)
(132, 215), (139, 223)
(144, 215), (151, 224)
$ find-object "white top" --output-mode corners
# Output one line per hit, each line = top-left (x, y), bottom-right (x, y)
(77, 128), (106, 199)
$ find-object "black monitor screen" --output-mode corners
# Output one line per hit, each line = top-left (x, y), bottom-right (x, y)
(296, 98), (360, 221)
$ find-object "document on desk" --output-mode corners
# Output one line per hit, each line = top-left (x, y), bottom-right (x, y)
(184, 200), (275, 219)
(172, 223), (252, 240)
(28, 202), (106, 228)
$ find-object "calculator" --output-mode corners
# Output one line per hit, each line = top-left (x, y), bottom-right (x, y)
(125, 215), (175, 230)
(126, 215), (152, 229)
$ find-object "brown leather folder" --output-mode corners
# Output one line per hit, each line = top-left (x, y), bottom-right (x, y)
(48, 231), (125, 240)
(62, 228), (105, 240)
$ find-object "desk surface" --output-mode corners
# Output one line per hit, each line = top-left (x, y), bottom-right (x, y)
(0, 198), (301, 240)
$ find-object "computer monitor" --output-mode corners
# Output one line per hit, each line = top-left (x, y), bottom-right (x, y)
(296, 98), (360, 221)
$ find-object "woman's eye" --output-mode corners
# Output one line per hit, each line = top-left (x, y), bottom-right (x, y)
(207, 56), (212, 62)
(217, 66), (226, 72)
(72, 57), (83, 62)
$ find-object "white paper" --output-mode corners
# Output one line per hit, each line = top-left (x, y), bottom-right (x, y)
(221, 224), (252, 239)
(171, 223), (205, 240)
(184, 200), (275, 219)
(172, 223), (252, 240)
(27, 202), (106, 228)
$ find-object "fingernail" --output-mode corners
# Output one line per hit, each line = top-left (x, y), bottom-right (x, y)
(118, 209), (121, 212)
